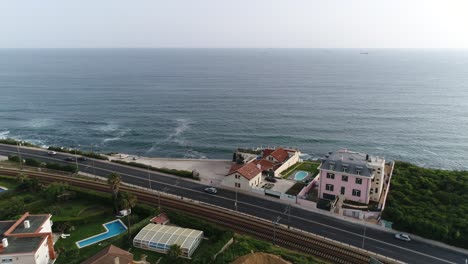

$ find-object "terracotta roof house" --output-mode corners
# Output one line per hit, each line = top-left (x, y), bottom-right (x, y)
(82, 245), (134, 264)
(223, 162), (263, 191)
(223, 147), (301, 191)
(0, 212), (56, 264)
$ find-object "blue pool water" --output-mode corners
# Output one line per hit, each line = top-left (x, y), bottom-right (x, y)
(76, 220), (127, 248)
(294, 171), (309, 181)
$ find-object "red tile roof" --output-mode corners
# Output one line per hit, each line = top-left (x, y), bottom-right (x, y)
(82, 245), (133, 264)
(262, 149), (275, 158)
(227, 163), (245, 175)
(269, 148), (289, 163)
(227, 162), (262, 180)
(150, 213), (169, 225)
(253, 159), (274, 171)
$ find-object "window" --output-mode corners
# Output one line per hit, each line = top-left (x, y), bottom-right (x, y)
(235, 183), (241, 188)
(340, 186), (345, 195)
(356, 169), (361, 175)
(375, 188), (378, 193)
(341, 175), (348, 182)
(352, 189), (361, 197)
(1, 258), (13, 263)
(325, 184), (334, 191)
(342, 167), (348, 173)
(326, 173), (335, 179)
(329, 163), (335, 170)
(235, 174), (240, 179)
(355, 178), (362, 184)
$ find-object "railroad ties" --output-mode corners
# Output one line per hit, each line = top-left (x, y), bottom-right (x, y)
(0, 168), (401, 264)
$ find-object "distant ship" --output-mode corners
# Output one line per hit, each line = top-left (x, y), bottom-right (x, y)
(360, 52), (369, 54)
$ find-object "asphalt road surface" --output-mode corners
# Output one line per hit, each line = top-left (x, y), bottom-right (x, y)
(0, 144), (467, 264)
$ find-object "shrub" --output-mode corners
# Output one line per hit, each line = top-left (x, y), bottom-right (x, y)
(8, 155), (21, 163)
(0, 138), (39, 147)
(383, 161), (468, 248)
(45, 163), (77, 173)
(47, 146), (109, 160)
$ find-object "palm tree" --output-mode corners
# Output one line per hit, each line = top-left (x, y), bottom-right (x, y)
(119, 191), (137, 239)
(107, 173), (122, 213)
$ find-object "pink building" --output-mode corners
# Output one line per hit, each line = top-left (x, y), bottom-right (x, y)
(318, 149), (387, 204)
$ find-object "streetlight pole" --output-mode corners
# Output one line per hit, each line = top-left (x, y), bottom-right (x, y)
(235, 188), (238, 211)
(174, 179), (180, 199)
(273, 216), (281, 245)
(91, 144), (96, 181)
(362, 216), (367, 249)
(159, 187), (169, 211)
(16, 141), (23, 170)
(284, 204), (291, 229)
(74, 146), (79, 173)
(147, 164), (152, 191)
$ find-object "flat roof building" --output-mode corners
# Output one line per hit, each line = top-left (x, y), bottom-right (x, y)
(0, 212), (56, 264)
(133, 224), (203, 258)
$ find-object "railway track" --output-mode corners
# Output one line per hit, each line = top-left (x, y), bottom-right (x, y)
(0, 168), (402, 264)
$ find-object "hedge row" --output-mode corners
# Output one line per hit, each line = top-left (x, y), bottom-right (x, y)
(47, 146), (108, 160)
(111, 160), (197, 180)
(0, 138), (39, 147)
(8, 155), (77, 173)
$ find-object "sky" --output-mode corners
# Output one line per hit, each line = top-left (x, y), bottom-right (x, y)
(1, 0), (467, 48)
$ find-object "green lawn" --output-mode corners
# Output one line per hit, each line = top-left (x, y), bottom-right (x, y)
(281, 161), (320, 178)
(0, 175), (18, 188)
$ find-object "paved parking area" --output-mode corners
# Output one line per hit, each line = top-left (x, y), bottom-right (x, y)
(266, 177), (296, 193)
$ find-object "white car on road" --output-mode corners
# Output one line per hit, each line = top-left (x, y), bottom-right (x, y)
(47, 151), (57, 155)
(204, 187), (218, 194)
(394, 233), (411, 242)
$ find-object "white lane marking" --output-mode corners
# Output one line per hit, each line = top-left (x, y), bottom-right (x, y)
(0, 147), (459, 264)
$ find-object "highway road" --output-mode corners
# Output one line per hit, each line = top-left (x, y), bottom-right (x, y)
(0, 144), (467, 264)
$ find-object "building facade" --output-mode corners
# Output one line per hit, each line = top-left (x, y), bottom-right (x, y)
(0, 212), (56, 264)
(318, 149), (387, 204)
(223, 162), (263, 191)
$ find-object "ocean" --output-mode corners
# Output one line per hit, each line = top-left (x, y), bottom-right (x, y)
(0, 49), (467, 170)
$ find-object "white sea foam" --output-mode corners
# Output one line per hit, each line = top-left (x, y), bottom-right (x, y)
(183, 149), (207, 159)
(102, 128), (129, 144)
(167, 118), (193, 143)
(97, 122), (120, 133)
(0, 130), (10, 139)
(26, 118), (55, 129)
(422, 148), (438, 156)
(146, 118), (194, 154)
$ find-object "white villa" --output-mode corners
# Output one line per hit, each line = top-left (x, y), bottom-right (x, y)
(0, 212), (56, 264)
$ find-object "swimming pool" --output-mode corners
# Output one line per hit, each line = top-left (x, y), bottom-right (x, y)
(75, 219), (127, 248)
(294, 171), (309, 181)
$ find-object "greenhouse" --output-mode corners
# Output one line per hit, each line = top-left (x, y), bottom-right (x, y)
(133, 224), (204, 258)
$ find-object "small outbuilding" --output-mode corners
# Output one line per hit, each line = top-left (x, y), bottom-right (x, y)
(150, 212), (169, 225)
(133, 224), (203, 258)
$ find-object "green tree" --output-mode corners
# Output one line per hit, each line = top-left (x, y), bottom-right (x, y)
(107, 173), (122, 213)
(119, 191), (137, 240)
(167, 244), (183, 262)
(16, 174), (41, 193)
(42, 182), (69, 203)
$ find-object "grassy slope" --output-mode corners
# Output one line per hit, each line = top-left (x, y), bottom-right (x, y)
(383, 161), (468, 248)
